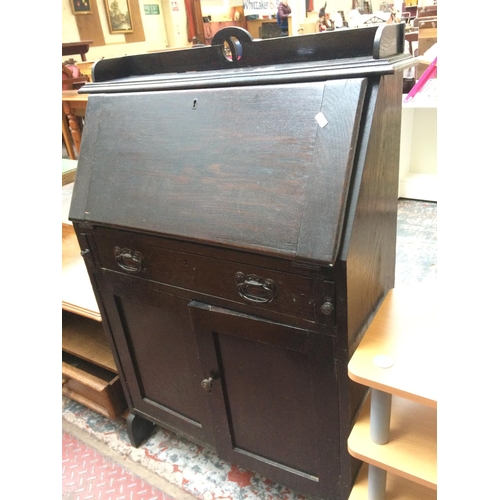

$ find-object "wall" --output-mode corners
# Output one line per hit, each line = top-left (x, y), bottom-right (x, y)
(202, 0), (244, 19)
(62, 0), (178, 62)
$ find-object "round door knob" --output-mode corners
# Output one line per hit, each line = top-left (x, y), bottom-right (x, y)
(320, 302), (334, 315)
(201, 377), (213, 392)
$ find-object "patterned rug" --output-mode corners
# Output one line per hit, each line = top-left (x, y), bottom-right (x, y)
(62, 397), (309, 500)
(395, 199), (437, 287)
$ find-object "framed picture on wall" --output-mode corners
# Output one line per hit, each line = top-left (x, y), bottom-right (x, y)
(105, 0), (134, 33)
(71, 0), (92, 14)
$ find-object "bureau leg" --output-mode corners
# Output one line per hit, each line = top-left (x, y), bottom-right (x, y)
(370, 389), (392, 444)
(367, 464), (387, 500)
(126, 413), (156, 447)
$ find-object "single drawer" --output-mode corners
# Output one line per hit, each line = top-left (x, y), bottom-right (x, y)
(90, 227), (335, 325)
(62, 352), (127, 420)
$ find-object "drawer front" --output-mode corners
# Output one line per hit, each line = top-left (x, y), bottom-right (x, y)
(91, 227), (335, 325)
(62, 360), (127, 420)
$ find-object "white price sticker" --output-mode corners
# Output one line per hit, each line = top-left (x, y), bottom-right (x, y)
(315, 112), (328, 128)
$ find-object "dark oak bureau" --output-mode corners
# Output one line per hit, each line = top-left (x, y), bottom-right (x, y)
(69, 25), (411, 500)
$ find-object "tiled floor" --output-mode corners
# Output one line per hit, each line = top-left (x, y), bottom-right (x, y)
(62, 432), (177, 500)
(62, 198), (437, 500)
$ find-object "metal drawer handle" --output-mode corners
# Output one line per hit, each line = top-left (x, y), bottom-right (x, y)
(114, 246), (143, 273)
(235, 272), (277, 304)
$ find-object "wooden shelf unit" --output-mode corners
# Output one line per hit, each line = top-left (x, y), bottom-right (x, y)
(349, 462), (436, 500)
(347, 285), (437, 500)
(348, 393), (437, 489)
(62, 177), (126, 420)
(62, 311), (115, 372)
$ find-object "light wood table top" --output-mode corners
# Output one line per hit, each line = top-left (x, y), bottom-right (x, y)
(62, 223), (100, 321)
(62, 182), (100, 321)
(348, 285), (437, 408)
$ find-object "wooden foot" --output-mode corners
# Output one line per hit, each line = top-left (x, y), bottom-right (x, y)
(126, 413), (155, 447)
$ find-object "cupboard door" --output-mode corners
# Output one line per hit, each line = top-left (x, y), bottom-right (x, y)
(95, 274), (214, 446)
(189, 301), (340, 498)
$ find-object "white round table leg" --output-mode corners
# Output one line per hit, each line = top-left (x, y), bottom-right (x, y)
(368, 463), (387, 500)
(370, 388), (392, 444)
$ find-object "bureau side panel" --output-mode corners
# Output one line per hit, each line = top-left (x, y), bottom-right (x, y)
(345, 72), (402, 352)
(335, 71), (404, 491)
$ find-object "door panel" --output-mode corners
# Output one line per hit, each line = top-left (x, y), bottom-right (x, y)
(189, 301), (340, 497)
(96, 273), (213, 445)
(216, 330), (318, 475)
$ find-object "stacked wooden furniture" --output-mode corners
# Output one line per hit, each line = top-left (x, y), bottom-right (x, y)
(62, 173), (127, 420)
(415, 18), (437, 79)
(69, 25), (411, 500)
(347, 285), (437, 499)
(203, 7), (245, 45)
(62, 41), (93, 159)
(245, 17), (287, 38)
(203, 20), (243, 45)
